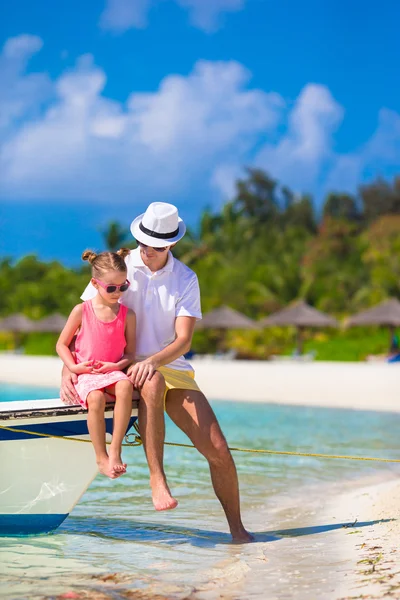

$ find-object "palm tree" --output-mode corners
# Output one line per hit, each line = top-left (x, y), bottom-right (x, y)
(101, 221), (130, 251)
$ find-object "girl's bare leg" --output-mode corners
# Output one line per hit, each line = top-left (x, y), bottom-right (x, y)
(108, 379), (133, 475)
(87, 390), (117, 479)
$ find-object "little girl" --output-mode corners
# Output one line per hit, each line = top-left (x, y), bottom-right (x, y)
(57, 249), (136, 479)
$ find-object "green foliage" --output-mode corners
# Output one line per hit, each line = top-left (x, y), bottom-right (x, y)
(24, 333), (59, 356)
(303, 327), (390, 362)
(0, 255), (90, 319)
(1, 170), (400, 360)
(322, 193), (359, 222)
(0, 332), (15, 351)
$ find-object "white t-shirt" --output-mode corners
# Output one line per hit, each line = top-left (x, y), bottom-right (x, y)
(81, 248), (202, 371)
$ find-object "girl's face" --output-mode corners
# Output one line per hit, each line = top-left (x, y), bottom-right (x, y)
(92, 270), (129, 304)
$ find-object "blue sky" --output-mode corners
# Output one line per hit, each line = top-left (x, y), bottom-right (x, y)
(1, 0), (400, 265)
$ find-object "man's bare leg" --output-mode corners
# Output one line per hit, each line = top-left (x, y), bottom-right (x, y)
(136, 372), (177, 511)
(166, 389), (253, 543)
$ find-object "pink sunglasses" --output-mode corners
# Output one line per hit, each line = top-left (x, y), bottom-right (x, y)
(93, 278), (130, 294)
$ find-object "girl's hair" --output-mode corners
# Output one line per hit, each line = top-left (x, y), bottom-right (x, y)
(82, 248), (130, 278)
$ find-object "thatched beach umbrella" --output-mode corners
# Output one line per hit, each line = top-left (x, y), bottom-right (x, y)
(196, 306), (258, 352)
(0, 314), (36, 333)
(260, 300), (339, 354)
(34, 313), (68, 333)
(0, 313), (36, 349)
(197, 306), (258, 330)
(346, 298), (400, 350)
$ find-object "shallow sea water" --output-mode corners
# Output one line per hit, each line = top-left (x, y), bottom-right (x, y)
(1, 384), (400, 599)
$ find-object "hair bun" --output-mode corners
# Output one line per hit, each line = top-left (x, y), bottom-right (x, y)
(116, 247), (131, 259)
(81, 249), (98, 263)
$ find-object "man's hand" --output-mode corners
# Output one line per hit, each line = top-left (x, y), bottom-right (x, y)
(127, 359), (158, 388)
(60, 369), (80, 405)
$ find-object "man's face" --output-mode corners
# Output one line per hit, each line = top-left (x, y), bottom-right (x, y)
(137, 241), (174, 271)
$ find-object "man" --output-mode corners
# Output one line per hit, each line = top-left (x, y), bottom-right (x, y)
(61, 202), (253, 543)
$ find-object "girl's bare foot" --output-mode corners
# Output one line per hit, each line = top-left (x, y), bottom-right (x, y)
(150, 476), (178, 511)
(108, 448), (127, 476)
(97, 456), (119, 479)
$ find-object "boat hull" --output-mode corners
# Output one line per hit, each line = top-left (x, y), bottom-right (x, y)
(0, 398), (138, 536)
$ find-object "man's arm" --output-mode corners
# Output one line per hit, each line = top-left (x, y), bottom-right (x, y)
(128, 316), (196, 388)
(58, 310), (81, 404)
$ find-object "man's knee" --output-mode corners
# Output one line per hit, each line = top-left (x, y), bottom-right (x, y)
(140, 371), (165, 404)
(206, 429), (232, 465)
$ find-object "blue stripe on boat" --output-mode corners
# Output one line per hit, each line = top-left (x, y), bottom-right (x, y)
(0, 416), (137, 441)
(0, 513), (69, 535)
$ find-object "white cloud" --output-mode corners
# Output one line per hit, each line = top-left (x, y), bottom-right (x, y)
(2, 35), (400, 208)
(175, 0), (245, 32)
(99, 0), (245, 33)
(255, 84), (344, 191)
(0, 35), (51, 133)
(211, 84), (400, 202)
(323, 109), (400, 195)
(0, 42), (282, 202)
(99, 0), (151, 31)
(128, 61), (282, 152)
(211, 164), (242, 199)
(365, 108), (400, 164)
(3, 34), (42, 59)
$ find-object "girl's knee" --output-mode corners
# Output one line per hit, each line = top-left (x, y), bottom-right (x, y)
(87, 390), (106, 410)
(116, 378), (133, 392)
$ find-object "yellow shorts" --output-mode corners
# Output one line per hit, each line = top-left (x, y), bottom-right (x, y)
(158, 366), (201, 404)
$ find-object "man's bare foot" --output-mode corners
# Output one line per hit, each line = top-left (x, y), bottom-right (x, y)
(97, 456), (119, 479)
(108, 448), (127, 476)
(150, 477), (178, 511)
(231, 529), (255, 544)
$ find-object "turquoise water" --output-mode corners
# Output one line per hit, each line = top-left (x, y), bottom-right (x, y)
(1, 385), (400, 599)
(0, 383), (60, 401)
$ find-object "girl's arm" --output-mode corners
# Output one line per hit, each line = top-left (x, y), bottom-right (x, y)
(56, 305), (93, 375)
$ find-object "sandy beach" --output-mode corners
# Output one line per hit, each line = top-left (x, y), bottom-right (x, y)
(331, 476), (400, 599)
(0, 353), (399, 412)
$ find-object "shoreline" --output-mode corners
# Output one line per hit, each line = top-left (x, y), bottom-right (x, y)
(0, 354), (399, 413)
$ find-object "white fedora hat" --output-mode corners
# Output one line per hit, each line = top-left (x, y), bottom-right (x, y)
(130, 202), (186, 247)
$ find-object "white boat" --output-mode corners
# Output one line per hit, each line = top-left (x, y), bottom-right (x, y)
(0, 398), (139, 536)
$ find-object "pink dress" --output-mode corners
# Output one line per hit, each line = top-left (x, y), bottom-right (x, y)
(74, 300), (131, 407)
